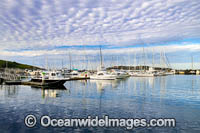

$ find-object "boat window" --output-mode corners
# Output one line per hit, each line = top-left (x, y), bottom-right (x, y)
(51, 73), (56, 76)
(98, 73), (104, 75)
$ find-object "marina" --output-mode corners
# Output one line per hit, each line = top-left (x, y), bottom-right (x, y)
(0, 75), (200, 132)
(0, 0), (200, 132)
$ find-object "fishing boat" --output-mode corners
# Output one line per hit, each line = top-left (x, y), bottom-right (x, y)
(30, 70), (69, 87)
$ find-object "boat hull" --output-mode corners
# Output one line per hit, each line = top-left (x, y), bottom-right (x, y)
(0, 78), (4, 84)
(24, 80), (66, 87)
(90, 75), (116, 80)
(133, 74), (154, 77)
(116, 74), (130, 79)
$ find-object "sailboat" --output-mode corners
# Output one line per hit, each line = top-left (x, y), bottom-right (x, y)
(131, 47), (154, 77)
(90, 46), (117, 80)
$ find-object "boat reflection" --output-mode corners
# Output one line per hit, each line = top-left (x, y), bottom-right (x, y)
(31, 85), (70, 98)
(0, 85), (19, 97)
(90, 79), (121, 92)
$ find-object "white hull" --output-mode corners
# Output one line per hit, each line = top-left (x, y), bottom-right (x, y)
(116, 74), (129, 79)
(133, 73), (154, 77)
(90, 75), (117, 80)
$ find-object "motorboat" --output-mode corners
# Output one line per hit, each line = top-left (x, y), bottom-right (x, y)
(30, 70), (69, 86)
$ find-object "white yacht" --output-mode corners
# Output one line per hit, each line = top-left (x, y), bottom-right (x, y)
(90, 46), (117, 80)
(90, 70), (117, 80)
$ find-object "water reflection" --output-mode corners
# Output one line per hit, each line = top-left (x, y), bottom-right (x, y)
(0, 76), (200, 132)
(41, 89), (70, 98)
(31, 85), (70, 98)
(0, 85), (19, 97)
(90, 79), (121, 92)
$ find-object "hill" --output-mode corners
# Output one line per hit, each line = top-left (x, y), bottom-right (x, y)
(0, 60), (42, 70)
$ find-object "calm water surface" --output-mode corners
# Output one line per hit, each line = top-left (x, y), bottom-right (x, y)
(0, 75), (200, 133)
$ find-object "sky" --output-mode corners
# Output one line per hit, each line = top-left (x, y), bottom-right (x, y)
(0, 0), (200, 70)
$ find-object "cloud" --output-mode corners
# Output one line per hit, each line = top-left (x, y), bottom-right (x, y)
(0, 0), (200, 69)
(1, 43), (200, 57)
(0, 0), (200, 49)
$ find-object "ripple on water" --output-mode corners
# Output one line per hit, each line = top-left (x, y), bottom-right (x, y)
(0, 75), (200, 132)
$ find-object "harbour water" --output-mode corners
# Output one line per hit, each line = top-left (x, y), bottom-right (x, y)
(0, 75), (200, 132)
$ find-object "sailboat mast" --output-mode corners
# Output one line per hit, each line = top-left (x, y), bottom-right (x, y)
(100, 46), (103, 67)
(134, 53), (137, 70)
(143, 46), (145, 67)
(68, 51), (72, 70)
(152, 49), (154, 67)
(160, 51), (162, 68)
(191, 55), (193, 70)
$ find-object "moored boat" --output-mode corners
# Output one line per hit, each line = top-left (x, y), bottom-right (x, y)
(30, 70), (69, 87)
(90, 70), (117, 80)
(111, 70), (130, 79)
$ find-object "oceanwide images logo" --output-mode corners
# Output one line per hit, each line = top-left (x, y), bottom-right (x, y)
(24, 115), (176, 129)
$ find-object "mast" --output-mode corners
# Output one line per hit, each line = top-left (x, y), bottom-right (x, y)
(128, 51), (131, 70)
(45, 56), (48, 70)
(152, 49), (154, 68)
(99, 46), (103, 68)
(142, 46), (145, 68)
(68, 51), (72, 70)
(160, 51), (162, 68)
(191, 55), (193, 70)
(134, 52), (137, 70)
(82, 38), (88, 70)
(61, 59), (63, 69)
